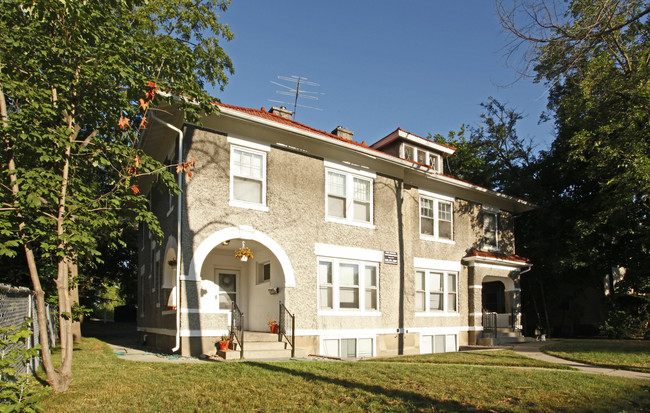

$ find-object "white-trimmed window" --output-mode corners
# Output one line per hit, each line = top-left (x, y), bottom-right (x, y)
(322, 337), (373, 358)
(421, 334), (457, 353)
(325, 162), (375, 227)
(257, 262), (271, 284)
(230, 143), (267, 211)
(415, 269), (458, 313)
(318, 258), (379, 313)
(419, 193), (454, 241)
(483, 207), (499, 250)
(403, 144), (442, 173)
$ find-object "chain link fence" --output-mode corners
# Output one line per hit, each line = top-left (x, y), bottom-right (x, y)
(0, 284), (56, 374)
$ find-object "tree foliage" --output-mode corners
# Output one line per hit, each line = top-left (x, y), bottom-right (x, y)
(433, 97), (536, 198)
(497, 0), (650, 336)
(0, 0), (233, 391)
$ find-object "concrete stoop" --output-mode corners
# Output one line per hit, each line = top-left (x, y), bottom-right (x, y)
(478, 329), (527, 346)
(217, 331), (292, 360)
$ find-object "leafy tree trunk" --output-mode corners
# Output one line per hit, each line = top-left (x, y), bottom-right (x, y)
(51, 107), (75, 392)
(1, 85), (71, 392)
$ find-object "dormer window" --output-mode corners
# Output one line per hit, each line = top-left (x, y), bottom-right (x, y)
(403, 144), (442, 173)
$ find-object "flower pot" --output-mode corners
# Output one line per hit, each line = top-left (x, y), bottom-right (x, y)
(240, 256), (248, 262)
(218, 341), (228, 351)
(270, 325), (279, 334)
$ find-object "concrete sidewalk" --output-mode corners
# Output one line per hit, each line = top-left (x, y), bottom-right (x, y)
(512, 341), (650, 380)
(106, 341), (211, 363)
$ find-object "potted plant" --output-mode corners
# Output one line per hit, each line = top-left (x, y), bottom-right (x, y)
(268, 318), (279, 334)
(234, 242), (254, 262)
(217, 334), (231, 351)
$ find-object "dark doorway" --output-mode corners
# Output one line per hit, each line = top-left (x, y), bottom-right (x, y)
(482, 281), (505, 313)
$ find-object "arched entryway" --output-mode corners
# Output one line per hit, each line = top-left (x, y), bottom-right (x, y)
(482, 281), (505, 313)
(186, 225), (295, 331)
(481, 275), (518, 329)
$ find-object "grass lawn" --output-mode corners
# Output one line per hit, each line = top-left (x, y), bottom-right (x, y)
(543, 339), (650, 374)
(37, 338), (650, 412)
(368, 349), (573, 369)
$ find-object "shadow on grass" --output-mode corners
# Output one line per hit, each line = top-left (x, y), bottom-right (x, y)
(81, 320), (140, 348)
(247, 362), (488, 412)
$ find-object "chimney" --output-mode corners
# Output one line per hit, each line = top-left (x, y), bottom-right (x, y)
(269, 106), (293, 120)
(331, 126), (354, 140)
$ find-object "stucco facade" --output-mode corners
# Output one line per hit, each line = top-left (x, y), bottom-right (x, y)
(138, 104), (533, 358)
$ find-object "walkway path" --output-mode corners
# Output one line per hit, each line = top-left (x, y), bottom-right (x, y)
(512, 341), (650, 380)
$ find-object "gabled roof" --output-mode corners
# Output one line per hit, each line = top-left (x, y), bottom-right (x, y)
(370, 127), (457, 156)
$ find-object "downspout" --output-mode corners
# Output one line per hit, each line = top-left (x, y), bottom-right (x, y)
(149, 111), (183, 352)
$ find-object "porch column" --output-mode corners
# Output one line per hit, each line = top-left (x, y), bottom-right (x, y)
(467, 266), (483, 345)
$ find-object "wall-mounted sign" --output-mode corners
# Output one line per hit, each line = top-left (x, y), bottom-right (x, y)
(384, 251), (398, 265)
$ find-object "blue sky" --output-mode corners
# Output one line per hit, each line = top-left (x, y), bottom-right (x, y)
(211, 1), (555, 152)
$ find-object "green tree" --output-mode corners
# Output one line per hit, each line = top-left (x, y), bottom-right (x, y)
(433, 97), (536, 197)
(0, 0), (233, 391)
(498, 0), (650, 336)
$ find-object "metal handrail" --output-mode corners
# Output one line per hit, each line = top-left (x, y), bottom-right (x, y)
(231, 301), (244, 359)
(278, 301), (295, 358)
(482, 312), (497, 337)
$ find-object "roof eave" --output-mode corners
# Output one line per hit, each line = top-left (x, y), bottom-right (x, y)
(215, 105), (534, 212)
(462, 255), (532, 268)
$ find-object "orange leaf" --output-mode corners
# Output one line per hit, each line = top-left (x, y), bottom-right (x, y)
(139, 118), (148, 129)
(134, 155), (141, 167)
(139, 98), (149, 111)
(176, 165), (182, 173)
(130, 185), (140, 194)
(188, 171), (193, 178)
(118, 116), (130, 130)
(146, 81), (158, 99)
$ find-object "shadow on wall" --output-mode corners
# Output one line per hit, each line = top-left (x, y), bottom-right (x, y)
(181, 126), (307, 354)
(455, 198), (515, 255)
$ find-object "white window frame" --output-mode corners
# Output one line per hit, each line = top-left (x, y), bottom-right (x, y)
(228, 136), (270, 212)
(402, 144), (442, 173)
(420, 333), (458, 353)
(419, 190), (454, 243)
(317, 257), (380, 315)
(320, 336), (375, 358)
(414, 268), (458, 314)
(256, 261), (271, 285)
(324, 161), (375, 229)
(482, 206), (499, 251)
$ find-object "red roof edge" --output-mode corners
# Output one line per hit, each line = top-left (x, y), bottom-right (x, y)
(464, 249), (530, 264)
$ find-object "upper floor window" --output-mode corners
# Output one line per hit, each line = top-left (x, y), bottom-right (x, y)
(325, 161), (375, 228)
(318, 258), (379, 313)
(415, 269), (458, 313)
(403, 144), (442, 173)
(228, 136), (270, 212)
(419, 192), (454, 242)
(482, 207), (499, 250)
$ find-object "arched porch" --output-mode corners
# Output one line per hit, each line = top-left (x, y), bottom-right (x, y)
(185, 225), (295, 332)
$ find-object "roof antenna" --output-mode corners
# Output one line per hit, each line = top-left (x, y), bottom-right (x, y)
(269, 75), (323, 120)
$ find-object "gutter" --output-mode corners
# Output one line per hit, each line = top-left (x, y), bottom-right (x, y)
(149, 111), (183, 353)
